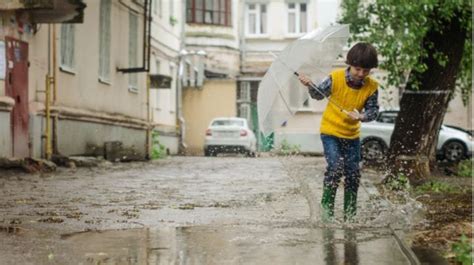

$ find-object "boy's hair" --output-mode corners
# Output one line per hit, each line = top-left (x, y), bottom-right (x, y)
(345, 42), (378, 69)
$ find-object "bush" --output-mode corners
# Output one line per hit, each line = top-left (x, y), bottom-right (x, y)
(457, 160), (472, 178)
(384, 173), (410, 191)
(278, 139), (301, 156)
(414, 180), (458, 194)
(151, 132), (167, 159)
(452, 234), (472, 265)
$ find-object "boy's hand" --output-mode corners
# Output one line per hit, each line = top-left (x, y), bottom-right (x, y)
(348, 109), (364, 121)
(298, 74), (313, 87)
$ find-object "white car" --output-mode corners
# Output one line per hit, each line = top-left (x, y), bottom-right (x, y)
(204, 117), (257, 157)
(361, 110), (473, 162)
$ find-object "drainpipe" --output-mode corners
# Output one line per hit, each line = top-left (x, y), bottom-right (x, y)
(238, 0), (246, 75)
(44, 25), (53, 160)
(145, 75), (151, 159)
(177, 0), (187, 154)
(51, 24), (58, 155)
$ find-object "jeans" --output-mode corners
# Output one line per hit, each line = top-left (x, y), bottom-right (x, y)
(320, 134), (361, 193)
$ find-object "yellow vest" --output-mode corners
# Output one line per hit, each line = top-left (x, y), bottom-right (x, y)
(320, 68), (378, 139)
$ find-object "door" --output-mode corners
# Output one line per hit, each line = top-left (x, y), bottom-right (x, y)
(5, 37), (29, 158)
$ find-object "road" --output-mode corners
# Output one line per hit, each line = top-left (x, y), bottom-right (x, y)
(0, 156), (420, 264)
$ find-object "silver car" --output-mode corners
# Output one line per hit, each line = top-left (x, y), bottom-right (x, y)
(204, 117), (257, 157)
(361, 110), (473, 162)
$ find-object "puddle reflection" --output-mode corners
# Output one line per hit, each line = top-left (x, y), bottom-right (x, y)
(323, 229), (359, 265)
(56, 226), (409, 265)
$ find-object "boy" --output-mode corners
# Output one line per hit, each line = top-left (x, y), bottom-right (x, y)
(298, 42), (379, 222)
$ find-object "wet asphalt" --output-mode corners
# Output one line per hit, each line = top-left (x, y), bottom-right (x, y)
(0, 156), (420, 264)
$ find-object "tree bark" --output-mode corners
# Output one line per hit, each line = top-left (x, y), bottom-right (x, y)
(387, 11), (467, 185)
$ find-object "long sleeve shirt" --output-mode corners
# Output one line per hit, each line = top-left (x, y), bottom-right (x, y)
(308, 68), (379, 122)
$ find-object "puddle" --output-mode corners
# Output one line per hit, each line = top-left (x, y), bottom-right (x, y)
(28, 225), (414, 265)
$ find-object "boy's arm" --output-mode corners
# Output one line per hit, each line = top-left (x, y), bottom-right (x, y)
(308, 76), (332, 100)
(360, 91), (379, 122)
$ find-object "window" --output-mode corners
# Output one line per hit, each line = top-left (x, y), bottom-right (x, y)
(129, 12), (139, 91)
(212, 119), (244, 126)
(376, 111), (398, 123)
(186, 0), (232, 26)
(158, 0), (163, 17)
(238, 82), (251, 102)
(238, 104), (251, 124)
(153, 0), (158, 14)
(99, 0), (111, 82)
(287, 2), (307, 34)
(246, 3), (267, 35)
(169, 0), (174, 20)
(60, 24), (75, 70)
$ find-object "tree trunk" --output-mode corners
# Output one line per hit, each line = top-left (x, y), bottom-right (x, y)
(387, 11), (467, 185)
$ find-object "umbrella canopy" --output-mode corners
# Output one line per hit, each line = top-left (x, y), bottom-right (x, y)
(257, 24), (350, 136)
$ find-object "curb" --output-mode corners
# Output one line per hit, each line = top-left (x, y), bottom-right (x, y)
(361, 178), (421, 265)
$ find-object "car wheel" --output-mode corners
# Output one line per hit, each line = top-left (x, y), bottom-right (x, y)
(204, 148), (216, 157)
(246, 151), (256, 157)
(204, 148), (211, 157)
(442, 140), (466, 162)
(361, 139), (386, 162)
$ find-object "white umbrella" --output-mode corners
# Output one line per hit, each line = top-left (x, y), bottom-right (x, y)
(257, 24), (350, 136)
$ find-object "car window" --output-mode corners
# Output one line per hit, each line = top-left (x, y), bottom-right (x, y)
(377, 112), (398, 123)
(212, 120), (244, 127)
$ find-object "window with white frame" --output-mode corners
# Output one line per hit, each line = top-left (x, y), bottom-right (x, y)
(99, 0), (111, 81)
(287, 2), (307, 34)
(60, 24), (75, 70)
(246, 3), (267, 35)
(169, 0), (174, 19)
(239, 104), (251, 122)
(158, 0), (163, 17)
(186, 0), (232, 26)
(238, 82), (251, 102)
(129, 12), (139, 91)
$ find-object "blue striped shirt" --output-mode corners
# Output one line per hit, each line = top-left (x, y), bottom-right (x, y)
(308, 68), (379, 122)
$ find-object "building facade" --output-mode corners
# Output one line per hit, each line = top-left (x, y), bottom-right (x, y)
(0, 0), (151, 160)
(180, 0), (240, 154)
(149, 0), (184, 155)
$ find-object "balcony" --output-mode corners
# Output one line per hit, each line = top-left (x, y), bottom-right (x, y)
(0, 0), (86, 23)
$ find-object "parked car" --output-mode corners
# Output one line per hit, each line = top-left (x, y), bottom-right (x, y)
(204, 117), (257, 157)
(360, 110), (473, 162)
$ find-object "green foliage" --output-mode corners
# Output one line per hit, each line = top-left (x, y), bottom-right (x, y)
(340, 0), (472, 100)
(151, 131), (167, 159)
(457, 159), (473, 178)
(451, 234), (473, 265)
(278, 139), (301, 156)
(384, 173), (410, 191)
(414, 180), (458, 194)
(169, 16), (178, 26)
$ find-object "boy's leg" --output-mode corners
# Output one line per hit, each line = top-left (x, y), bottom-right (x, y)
(342, 138), (361, 221)
(321, 134), (344, 221)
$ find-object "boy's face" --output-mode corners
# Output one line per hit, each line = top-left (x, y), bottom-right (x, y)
(349, 66), (371, 81)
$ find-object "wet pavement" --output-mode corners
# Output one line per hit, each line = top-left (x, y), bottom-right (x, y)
(0, 156), (420, 264)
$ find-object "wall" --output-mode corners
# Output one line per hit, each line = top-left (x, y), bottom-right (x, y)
(182, 79), (237, 154)
(0, 111), (11, 156)
(29, 0), (148, 119)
